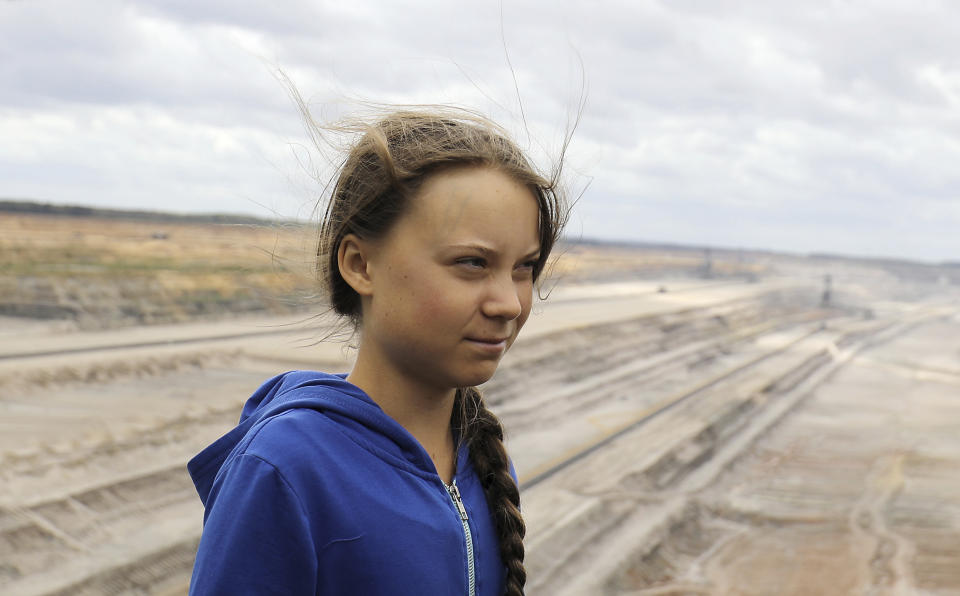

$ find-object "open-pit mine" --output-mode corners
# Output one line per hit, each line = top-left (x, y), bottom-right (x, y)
(2, 210), (959, 595)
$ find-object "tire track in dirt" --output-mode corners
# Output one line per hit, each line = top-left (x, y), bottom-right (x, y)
(850, 454), (917, 595)
(521, 307), (953, 595)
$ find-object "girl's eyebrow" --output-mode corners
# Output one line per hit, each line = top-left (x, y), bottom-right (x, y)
(445, 243), (495, 256)
(445, 243), (541, 258)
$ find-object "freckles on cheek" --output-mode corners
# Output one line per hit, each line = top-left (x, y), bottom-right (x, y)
(415, 291), (447, 320)
(394, 262), (455, 323)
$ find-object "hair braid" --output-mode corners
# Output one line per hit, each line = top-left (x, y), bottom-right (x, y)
(455, 387), (526, 596)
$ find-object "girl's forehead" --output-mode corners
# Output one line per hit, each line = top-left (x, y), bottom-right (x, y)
(414, 167), (535, 216)
(403, 167), (539, 245)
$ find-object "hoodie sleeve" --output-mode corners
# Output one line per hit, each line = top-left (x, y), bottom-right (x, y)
(190, 453), (317, 595)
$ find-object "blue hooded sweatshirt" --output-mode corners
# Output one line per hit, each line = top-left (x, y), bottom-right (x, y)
(187, 371), (508, 595)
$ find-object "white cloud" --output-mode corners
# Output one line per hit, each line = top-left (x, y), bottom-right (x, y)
(1, 0), (959, 262)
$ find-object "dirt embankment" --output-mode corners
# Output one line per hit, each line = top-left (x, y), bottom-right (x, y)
(1, 212), (322, 329)
(1, 211), (773, 331)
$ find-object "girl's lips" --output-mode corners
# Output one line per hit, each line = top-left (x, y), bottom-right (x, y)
(468, 336), (509, 343)
(464, 337), (508, 353)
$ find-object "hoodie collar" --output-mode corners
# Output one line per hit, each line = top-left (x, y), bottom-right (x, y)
(187, 370), (467, 505)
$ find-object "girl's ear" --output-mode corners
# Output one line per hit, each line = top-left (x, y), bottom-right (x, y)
(338, 233), (375, 296)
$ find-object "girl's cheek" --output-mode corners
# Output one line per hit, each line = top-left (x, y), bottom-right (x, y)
(417, 287), (456, 319)
(409, 276), (448, 316)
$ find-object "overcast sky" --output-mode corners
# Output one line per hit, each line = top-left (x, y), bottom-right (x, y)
(2, 0), (959, 262)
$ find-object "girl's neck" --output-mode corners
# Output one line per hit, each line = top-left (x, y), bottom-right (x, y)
(346, 351), (458, 483)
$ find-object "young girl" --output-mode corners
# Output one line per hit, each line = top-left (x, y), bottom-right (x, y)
(187, 109), (568, 595)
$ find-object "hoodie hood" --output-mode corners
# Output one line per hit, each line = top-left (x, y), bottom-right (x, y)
(187, 370), (438, 506)
(187, 370), (508, 596)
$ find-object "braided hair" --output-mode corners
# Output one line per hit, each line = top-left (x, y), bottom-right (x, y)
(454, 386), (526, 595)
(311, 108), (568, 594)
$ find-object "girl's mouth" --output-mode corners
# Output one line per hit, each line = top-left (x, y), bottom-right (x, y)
(464, 337), (508, 353)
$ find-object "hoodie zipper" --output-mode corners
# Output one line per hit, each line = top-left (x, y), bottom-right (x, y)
(445, 480), (476, 596)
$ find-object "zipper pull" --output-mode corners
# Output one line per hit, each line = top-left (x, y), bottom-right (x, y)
(448, 482), (469, 521)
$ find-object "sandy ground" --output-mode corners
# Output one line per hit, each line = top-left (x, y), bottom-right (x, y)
(1, 263), (959, 595)
(0, 277), (794, 461)
(518, 281), (960, 594)
(688, 317), (960, 595)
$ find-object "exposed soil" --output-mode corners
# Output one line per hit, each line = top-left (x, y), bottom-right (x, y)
(1, 240), (958, 595)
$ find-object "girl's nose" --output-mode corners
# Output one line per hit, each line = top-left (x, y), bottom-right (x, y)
(482, 275), (523, 320)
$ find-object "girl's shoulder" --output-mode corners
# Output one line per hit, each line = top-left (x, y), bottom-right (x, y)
(238, 395), (438, 484)
(241, 406), (341, 465)
(228, 369), (389, 469)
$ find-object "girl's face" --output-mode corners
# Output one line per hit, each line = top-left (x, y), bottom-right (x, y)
(358, 166), (541, 394)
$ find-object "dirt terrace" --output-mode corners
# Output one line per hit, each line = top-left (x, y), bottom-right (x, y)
(1, 242), (958, 594)
(522, 292), (960, 594)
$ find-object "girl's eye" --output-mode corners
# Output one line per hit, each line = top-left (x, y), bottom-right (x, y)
(515, 260), (538, 274)
(457, 257), (486, 269)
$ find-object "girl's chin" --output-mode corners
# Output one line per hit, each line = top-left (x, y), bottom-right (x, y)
(449, 365), (500, 389)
